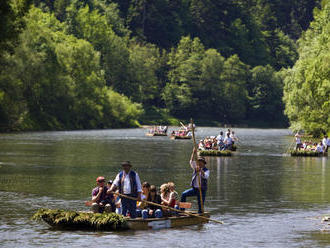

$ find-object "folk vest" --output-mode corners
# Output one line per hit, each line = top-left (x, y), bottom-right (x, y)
(118, 170), (138, 197)
(191, 167), (208, 190)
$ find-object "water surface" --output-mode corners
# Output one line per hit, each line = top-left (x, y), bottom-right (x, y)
(1, 127), (330, 247)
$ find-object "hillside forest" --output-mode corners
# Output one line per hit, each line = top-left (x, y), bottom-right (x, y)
(0, 0), (329, 136)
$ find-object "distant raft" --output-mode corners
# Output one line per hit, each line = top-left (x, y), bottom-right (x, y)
(290, 150), (328, 157)
(198, 145), (237, 157)
(170, 135), (192, 140)
(146, 133), (167, 137)
(198, 150), (232, 157)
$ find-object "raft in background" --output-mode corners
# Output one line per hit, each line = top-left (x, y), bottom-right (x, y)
(198, 145), (237, 157)
(199, 150), (232, 156)
(33, 208), (210, 231)
(170, 135), (192, 140)
(146, 133), (167, 137)
(290, 150), (328, 157)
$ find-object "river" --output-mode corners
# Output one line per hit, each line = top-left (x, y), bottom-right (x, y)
(1, 127), (330, 247)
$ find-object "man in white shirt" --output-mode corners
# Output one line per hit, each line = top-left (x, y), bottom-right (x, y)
(109, 161), (142, 218)
(180, 149), (209, 213)
(224, 133), (233, 150)
(230, 131), (238, 144)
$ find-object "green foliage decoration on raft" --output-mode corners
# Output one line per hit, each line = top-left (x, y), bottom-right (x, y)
(199, 150), (232, 157)
(290, 150), (327, 157)
(32, 208), (128, 231)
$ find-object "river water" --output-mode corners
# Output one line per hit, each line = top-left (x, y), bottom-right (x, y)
(1, 127), (330, 247)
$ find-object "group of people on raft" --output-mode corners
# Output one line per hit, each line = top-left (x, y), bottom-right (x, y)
(171, 129), (192, 137)
(295, 134), (330, 153)
(91, 149), (209, 219)
(171, 123), (195, 137)
(198, 129), (238, 151)
(148, 126), (168, 135)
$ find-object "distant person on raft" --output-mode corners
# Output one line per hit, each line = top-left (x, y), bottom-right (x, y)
(180, 149), (209, 213)
(108, 161), (142, 218)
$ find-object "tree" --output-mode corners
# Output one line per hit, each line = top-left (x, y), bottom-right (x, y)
(0, 7), (142, 131)
(248, 65), (286, 125)
(220, 55), (250, 122)
(0, 0), (31, 131)
(128, 43), (164, 106)
(283, 0), (330, 136)
(127, 0), (186, 49)
(165, 36), (205, 117)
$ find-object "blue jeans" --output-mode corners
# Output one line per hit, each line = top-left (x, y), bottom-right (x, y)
(224, 144), (232, 150)
(142, 209), (163, 219)
(121, 194), (137, 218)
(181, 187), (206, 213)
(136, 209), (142, 217)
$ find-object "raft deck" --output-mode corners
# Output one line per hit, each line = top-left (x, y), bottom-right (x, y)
(198, 150), (232, 156)
(34, 209), (210, 231)
(170, 135), (192, 140)
(127, 212), (210, 230)
(146, 133), (167, 137)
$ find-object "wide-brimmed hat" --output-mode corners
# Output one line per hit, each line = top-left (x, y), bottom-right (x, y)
(197, 157), (206, 164)
(121, 161), (132, 167)
(96, 176), (105, 182)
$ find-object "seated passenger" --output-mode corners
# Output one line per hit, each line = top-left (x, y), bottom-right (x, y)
(205, 139), (212, 150)
(160, 183), (173, 216)
(316, 142), (324, 153)
(137, 182), (150, 217)
(198, 140), (205, 150)
(160, 183), (170, 205)
(167, 182), (179, 209)
(142, 185), (162, 219)
(113, 191), (122, 215)
(212, 137), (217, 150)
(91, 176), (114, 213)
(302, 141), (308, 150)
(312, 142), (318, 151)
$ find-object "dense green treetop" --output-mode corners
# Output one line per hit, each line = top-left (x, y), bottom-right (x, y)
(0, 0), (326, 132)
(283, 0), (330, 136)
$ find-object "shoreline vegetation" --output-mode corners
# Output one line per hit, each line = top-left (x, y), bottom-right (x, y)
(1, 1), (328, 136)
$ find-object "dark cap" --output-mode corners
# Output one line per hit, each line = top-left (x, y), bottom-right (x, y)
(197, 157), (206, 164)
(121, 161), (132, 167)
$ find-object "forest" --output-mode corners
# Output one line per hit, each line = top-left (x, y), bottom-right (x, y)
(0, 0), (329, 135)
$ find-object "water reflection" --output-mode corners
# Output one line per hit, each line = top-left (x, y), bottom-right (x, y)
(0, 128), (329, 247)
